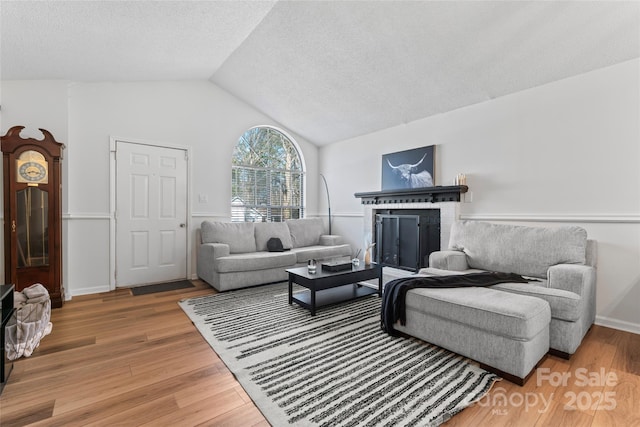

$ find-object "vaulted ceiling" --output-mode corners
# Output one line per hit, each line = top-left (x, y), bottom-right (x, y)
(2, 1), (639, 145)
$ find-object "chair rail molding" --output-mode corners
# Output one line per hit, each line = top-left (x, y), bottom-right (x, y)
(63, 212), (112, 220)
(459, 213), (640, 224)
(192, 211), (230, 219)
(317, 212), (364, 218)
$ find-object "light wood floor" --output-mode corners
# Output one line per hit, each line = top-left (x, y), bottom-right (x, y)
(1, 280), (638, 426)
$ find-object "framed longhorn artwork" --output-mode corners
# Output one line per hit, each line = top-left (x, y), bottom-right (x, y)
(382, 145), (435, 191)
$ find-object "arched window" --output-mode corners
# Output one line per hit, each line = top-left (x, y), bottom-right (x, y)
(231, 126), (305, 222)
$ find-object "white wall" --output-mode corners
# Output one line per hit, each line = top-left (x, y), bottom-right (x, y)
(320, 59), (640, 333)
(1, 80), (319, 297)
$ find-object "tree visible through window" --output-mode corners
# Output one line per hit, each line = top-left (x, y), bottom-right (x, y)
(231, 127), (304, 222)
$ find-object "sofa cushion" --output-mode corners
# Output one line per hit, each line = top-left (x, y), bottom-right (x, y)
(255, 222), (294, 251)
(290, 244), (352, 264)
(491, 282), (582, 322)
(319, 235), (343, 246)
(449, 221), (588, 278)
(405, 287), (550, 341)
(201, 221), (256, 254)
(216, 251), (297, 273)
(286, 218), (325, 248)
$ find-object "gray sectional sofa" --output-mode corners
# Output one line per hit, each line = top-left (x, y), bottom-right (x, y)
(394, 220), (597, 384)
(197, 218), (352, 291)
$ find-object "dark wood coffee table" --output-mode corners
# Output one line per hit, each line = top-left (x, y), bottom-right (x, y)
(287, 263), (382, 315)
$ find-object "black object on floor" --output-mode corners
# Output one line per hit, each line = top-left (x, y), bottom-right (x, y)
(131, 280), (194, 296)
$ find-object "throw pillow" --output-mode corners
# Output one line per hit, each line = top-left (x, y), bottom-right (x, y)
(267, 237), (289, 252)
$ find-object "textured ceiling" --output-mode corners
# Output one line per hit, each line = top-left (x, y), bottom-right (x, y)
(2, 1), (639, 145)
(0, 1), (276, 80)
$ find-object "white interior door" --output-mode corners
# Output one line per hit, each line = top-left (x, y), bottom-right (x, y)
(116, 141), (188, 287)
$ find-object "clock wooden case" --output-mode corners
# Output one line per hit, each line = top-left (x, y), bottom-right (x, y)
(1, 126), (64, 307)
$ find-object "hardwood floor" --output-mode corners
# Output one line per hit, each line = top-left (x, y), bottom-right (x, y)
(1, 280), (638, 426)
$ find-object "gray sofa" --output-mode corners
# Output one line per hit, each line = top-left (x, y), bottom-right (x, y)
(197, 218), (352, 291)
(394, 220), (596, 383)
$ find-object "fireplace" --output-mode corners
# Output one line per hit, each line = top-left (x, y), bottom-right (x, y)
(355, 186), (467, 272)
(375, 209), (440, 271)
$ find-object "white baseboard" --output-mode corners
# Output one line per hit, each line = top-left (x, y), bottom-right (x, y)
(68, 285), (112, 298)
(595, 315), (640, 335)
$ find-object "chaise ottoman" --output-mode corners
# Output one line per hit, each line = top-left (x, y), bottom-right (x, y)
(393, 286), (551, 384)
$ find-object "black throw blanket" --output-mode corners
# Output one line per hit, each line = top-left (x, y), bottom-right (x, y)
(381, 272), (532, 336)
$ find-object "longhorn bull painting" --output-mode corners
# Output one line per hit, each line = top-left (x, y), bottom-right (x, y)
(382, 145), (435, 190)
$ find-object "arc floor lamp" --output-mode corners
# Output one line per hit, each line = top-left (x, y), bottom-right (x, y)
(320, 174), (332, 235)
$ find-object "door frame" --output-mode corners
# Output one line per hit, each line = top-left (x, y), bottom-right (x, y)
(109, 136), (192, 290)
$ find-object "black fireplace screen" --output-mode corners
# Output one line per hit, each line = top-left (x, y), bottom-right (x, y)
(375, 210), (441, 272)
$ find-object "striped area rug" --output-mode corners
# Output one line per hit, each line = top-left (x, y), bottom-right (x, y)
(179, 283), (499, 426)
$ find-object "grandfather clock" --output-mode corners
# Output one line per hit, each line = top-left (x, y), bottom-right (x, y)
(1, 126), (64, 308)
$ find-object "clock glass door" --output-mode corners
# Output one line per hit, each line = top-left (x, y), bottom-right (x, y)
(16, 187), (49, 268)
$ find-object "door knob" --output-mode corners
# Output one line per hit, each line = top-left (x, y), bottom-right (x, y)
(180, 223), (186, 228)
